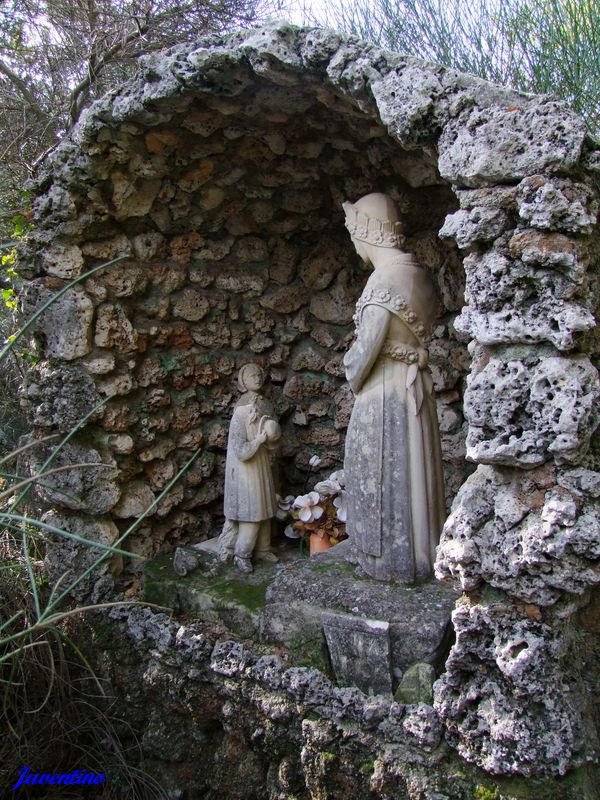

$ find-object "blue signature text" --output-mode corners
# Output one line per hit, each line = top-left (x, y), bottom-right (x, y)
(12, 766), (106, 790)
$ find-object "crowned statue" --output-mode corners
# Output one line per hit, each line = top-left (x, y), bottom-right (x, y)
(342, 193), (445, 583)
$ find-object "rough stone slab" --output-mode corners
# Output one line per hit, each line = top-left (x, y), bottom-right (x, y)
(143, 550), (275, 640)
(144, 539), (458, 686)
(322, 612), (392, 696)
(438, 101), (587, 187)
(263, 541), (459, 683)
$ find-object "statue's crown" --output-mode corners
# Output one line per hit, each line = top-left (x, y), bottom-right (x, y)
(342, 202), (404, 248)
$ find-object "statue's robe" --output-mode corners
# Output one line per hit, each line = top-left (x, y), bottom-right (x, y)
(343, 256), (445, 583)
(223, 395), (278, 523)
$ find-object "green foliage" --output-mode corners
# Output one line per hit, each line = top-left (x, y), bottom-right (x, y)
(0, 224), (27, 454)
(297, 0), (600, 136)
(475, 786), (500, 800)
(506, 0), (600, 132)
(1, 287), (16, 310)
(0, 559), (170, 797)
(1, 209), (31, 307)
(0, 204), (35, 400)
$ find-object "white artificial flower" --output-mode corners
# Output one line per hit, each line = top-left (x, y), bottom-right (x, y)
(284, 524), (301, 539)
(333, 490), (348, 523)
(313, 478), (341, 497)
(293, 491), (324, 523)
(308, 455), (322, 468)
(275, 494), (295, 520)
(329, 469), (345, 488)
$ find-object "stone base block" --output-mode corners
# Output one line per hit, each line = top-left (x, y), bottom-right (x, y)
(263, 541), (459, 690)
(143, 537), (459, 692)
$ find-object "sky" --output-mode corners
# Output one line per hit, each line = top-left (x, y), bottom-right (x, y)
(271, 0), (332, 26)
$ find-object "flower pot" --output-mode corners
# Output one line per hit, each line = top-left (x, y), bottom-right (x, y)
(309, 532), (332, 556)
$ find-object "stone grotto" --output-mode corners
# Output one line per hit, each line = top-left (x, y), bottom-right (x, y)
(18, 20), (600, 799)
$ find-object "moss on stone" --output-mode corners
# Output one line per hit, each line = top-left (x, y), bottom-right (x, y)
(441, 751), (600, 800)
(307, 559), (365, 581)
(142, 555), (180, 609)
(286, 628), (333, 677)
(207, 575), (269, 613)
(143, 554), (274, 639)
(474, 786), (499, 800)
(487, 764), (599, 800)
(157, 353), (180, 372)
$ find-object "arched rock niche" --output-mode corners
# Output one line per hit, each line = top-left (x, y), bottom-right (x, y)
(25, 28), (469, 559)
(24, 23), (600, 780)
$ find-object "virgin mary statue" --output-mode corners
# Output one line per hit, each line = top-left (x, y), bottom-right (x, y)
(342, 193), (445, 583)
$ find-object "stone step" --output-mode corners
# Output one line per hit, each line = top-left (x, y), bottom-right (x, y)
(143, 537), (459, 695)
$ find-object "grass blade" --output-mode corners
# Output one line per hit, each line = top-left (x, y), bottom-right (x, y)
(0, 255), (127, 363)
(0, 514), (139, 559)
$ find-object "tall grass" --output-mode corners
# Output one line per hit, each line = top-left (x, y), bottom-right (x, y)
(295, 0), (600, 136)
(0, 255), (196, 796)
(0, 553), (169, 798)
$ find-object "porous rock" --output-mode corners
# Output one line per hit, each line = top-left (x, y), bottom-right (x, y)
(40, 242), (84, 279)
(94, 303), (139, 352)
(309, 270), (359, 324)
(21, 282), (93, 360)
(112, 479), (156, 518)
(516, 176), (598, 233)
(434, 597), (594, 777)
(508, 230), (585, 281)
(464, 348), (599, 466)
(26, 363), (101, 432)
(438, 102), (587, 188)
(439, 207), (509, 250)
(23, 438), (120, 514)
(437, 464), (600, 605)
(454, 249), (595, 350)
(42, 510), (120, 602)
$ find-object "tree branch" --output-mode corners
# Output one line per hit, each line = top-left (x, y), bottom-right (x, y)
(68, 21), (150, 125)
(0, 58), (47, 123)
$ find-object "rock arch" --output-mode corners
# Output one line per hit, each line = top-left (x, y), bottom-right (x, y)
(24, 22), (600, 778)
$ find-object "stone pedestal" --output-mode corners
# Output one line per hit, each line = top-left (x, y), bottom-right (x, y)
(322, 613), (393, 695)
(263, 541), (459, 691)
(144, 538), (459, 693)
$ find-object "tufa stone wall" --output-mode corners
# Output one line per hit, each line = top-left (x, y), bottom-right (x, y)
(22, 22), (600, 782)
(23, 30), (468, 567)
(90, 604), (599, 800)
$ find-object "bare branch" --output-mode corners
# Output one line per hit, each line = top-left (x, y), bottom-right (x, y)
(68, 20), (151, 124)
(0, 0), (268, 225)
(0, 58), (47, 123)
